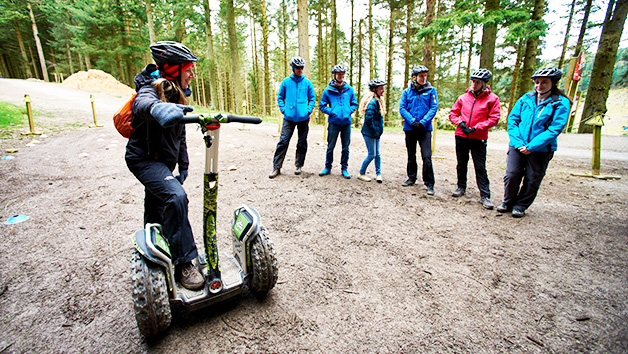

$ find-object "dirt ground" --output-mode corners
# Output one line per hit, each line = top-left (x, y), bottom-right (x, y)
(1, 78), (627, 353)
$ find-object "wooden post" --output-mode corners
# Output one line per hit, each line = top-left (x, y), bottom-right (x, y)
(570, 114), (621, 180)
(89, 94), (103, 128)
(22, 94), (41, 135)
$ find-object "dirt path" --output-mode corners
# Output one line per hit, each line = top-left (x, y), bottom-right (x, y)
(1, 79), (627, 353)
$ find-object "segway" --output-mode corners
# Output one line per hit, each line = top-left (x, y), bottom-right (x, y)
(129, 113), (278, 336)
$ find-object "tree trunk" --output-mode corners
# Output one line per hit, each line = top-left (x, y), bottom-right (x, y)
(403, 0), (414, 90)
(423, 0), (436, 74)
(579, 0), (628, 133)
(558, 0), (577, 69)
(466, 26), (474, 85)
(507, 38), (525, 117)
(297, 0), (311, 78)
(479, 0), (499, 73)
(350, 0), (355, 87)
(456, 25), (465, 88)
(282, 0), (288, 78)
(14, 23), (33, 79)
(66, 41), (74, 74)
(317, 7), (324, 85)
(261, 0), (271, 115)
(385, 5), (395, 121)
(27, 0), (48, 82)
(356, 19), (364, 127)
(368, 0), (374, 80)
(226, 0), (243, 113)
(331, 0), (337, 64)
(146, 0), (156, 43)
(203, 0), (217, 108)
(517, 0), (545, 98)
(573, 0), (593, 58)
(84, 52), (92, 70)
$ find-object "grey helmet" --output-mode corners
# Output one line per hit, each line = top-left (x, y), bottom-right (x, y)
(332, 64), (346, 74)
(411, 65), (429, 76)
(531, 67), (562, 82)
(290, 56), (306, 68)
(368, 79), (387, 90)
(150, 41), (199, 67)
(470, 68), (492, 82)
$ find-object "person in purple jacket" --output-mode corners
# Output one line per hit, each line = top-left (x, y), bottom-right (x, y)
(399, 65), (439, 195)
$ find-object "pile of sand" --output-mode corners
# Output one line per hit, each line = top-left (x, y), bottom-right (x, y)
(61, 69), (135, 95)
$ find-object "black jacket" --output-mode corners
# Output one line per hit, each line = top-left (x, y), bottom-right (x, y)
(125, 64), (189, 172)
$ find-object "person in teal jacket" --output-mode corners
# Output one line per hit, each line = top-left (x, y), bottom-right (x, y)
(318, 64), (358, 179)
(498, 67), (571, 218)
(269, 56), (316, 178)
(399, 65), (438, 195)
(357, 79), (387, 183)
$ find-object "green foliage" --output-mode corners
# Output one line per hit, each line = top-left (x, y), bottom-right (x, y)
(0, 102), (25, 133)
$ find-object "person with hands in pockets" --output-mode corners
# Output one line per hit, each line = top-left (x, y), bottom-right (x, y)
(125, 41), (204, 290)
(357, 79), (387, 183)
(448, 68), (501, 210)
(318, 64), (358, 179)
(269, 56), (316, 178)
(498, 67), (570, 218)
(399, 65), (438, 195)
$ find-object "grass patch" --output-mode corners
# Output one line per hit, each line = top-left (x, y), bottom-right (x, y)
(0, 102), (26, 127)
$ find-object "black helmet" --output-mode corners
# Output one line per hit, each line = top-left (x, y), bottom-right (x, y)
(470, 68), (492, 82)
(411, 65), (429, 76)
(368, 79), (387, 90)
(150, 41), (199, 67)
(531, 67), (562, 82)
(332, 64), (346, 74)
(290, 56), (306, 68)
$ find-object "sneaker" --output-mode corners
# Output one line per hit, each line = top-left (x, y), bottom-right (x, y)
(375, 174), (383, 183)
(269, 169), (280, 179)
(342, 170), (351, 179)
(512, 208), (525, 218)
(496, 203), (511, 213)
(319, 168), (331, 176)
(402, 179), (416, 187)
(481, 197), (494, 210)
(179, 262), (204, 290)
(295, 167), (302, 175)
(426, 185), (435, 195)
(358, 174), (371, 182)
(452, 187), (466, 197)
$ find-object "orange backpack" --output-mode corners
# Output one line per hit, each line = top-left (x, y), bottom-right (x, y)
(113, 93), (137, 138)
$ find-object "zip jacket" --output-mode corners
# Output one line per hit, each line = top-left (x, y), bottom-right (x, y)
(361, 98), (384, 138)
(277, 74), (316, 122)
(126, 64), (189, 172)
(508, 92), (570, 152)
(399, 81), (439, 131)
(319, 81), (358, 125)
(449, 86), (501, 140)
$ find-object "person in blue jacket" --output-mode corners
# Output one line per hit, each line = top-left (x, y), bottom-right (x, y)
(318, 64), (358, 179)
(498, 67), (571, 218)
(269, 56), (316, 178)
(399, 65), (438, 195)
(125, 41), (203, 290)
(357, 79), (387, 183)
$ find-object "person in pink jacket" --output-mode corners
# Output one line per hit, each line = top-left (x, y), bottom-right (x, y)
(448, 68), (501, 209)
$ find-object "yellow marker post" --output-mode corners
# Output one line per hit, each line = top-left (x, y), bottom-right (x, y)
(240, 100), (249, 131)
(570, 115), (621, 180)
(22, 94), (41, 135)
(89, 94), (103, 128)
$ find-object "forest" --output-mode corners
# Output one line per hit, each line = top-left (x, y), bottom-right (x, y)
(0, 0), (627, 133)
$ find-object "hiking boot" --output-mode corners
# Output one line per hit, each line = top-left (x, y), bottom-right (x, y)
(342, 170), (351, 179)
(319, 168), (331, 176)
(295, 167), (302, 175)
(512, 208), (525, 218)
(375, 174), (383, 183)
(179, 262), (204, 290)
(452, 187), (466, 197)
(481, 197), (494, 210)
(426, 185), (435, 195)
(269, 169), (280, 179)
(358, 174), (371, 182)
(402, 179), (416, 187)
(496, 204), (511, 213)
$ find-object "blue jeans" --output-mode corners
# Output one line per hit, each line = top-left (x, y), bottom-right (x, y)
(273, 118), (309, 169)
(360, 135), (381, 175)
(325, 123), (351, 170)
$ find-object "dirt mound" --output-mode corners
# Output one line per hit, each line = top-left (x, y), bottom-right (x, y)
(61, 69), (135, 95)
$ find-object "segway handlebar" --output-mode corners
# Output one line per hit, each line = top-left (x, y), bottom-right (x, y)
(182, 113), (263, 125)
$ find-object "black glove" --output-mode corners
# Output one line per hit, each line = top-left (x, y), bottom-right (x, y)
(459, 121), (468, 130)
(411, 120), (423, 128)
(175, 170), (188, 185)
(462, 126), (476, 135)
(150, 103), (194, 128)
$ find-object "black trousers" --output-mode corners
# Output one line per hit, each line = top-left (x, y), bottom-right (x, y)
(502, 146), (554, 211)
(273, 118), (309, 169)
(404, 129), (435, 187)
(455, 135), (491, 198)
(127, 159), (198, 266)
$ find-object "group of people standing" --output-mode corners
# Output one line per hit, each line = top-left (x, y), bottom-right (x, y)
(268, 56), (571, 219)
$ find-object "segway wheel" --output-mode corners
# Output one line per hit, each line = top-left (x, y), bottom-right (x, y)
(130, 250), (172, 336)
(248, 226), (279, 295)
